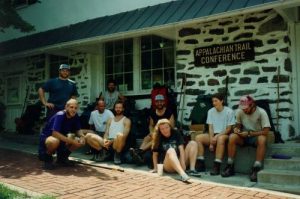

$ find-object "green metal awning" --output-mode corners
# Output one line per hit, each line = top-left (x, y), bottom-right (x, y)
(0, 0), (289, 58)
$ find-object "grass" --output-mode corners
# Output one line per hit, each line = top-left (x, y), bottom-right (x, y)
(0, 184), (55, 199)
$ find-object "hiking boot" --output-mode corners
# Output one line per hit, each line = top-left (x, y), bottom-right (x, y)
(210, 162), (221, 176)
(56, 158), (75, 167)
(43, 161), (55, 170)
(195, 159), (206, 172)
(130, 148), (144, 165)
(95, 150), (106, 162)
(250, 166), (261, 182)
(114, 152), (121, 165)
(221, 164), (235, 177)
(186, 170), (201, 177)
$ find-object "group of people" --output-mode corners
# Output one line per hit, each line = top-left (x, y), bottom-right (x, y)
(37, 64), (271, 183)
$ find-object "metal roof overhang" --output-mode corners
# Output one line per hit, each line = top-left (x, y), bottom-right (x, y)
(0, 0), (299, 61)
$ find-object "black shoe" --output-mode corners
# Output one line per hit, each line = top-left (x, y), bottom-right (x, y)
(95, 150), (106, 162)
(250, 166), (261, 182)
(210, 162), (221, 176)
(114, 152), (121, 165)
(221, 164), (235, 177)
(195, 159), (206, 172)
(43, 161), (55, 170)
(130, 148), (144, 165)
(56, 158), (76, 167)
(187, 170), (201, 177)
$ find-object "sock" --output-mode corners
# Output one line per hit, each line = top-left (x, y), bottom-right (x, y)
(227, 158), (234, 165)
(253, 161), (262, 168)
(197, 156), (204, 160)
(215, 159), (222, 163)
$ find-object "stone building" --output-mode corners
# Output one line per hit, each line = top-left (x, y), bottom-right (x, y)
(0, 0), (300, 140)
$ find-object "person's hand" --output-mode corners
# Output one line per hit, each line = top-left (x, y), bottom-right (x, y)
(211, 135), (218, 145)
(71, 139), (83, 147)
(103, 139), (112, 149)
(79, 136), (86, 145)
(233, 127), (240, 134)
(149, 169), (157, 173)
(45, 102), (55, 109)
(237, 131), (248, 138)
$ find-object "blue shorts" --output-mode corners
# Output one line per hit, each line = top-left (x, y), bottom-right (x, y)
(244, 136), (258, 147)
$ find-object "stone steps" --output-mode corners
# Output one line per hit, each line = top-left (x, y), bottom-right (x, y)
(257, 142), (300, 194)
(267, 143), (300, 157)
(264, 157), (300, 171)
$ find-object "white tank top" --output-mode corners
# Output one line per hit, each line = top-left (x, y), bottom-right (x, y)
(108, 116), (126, 139)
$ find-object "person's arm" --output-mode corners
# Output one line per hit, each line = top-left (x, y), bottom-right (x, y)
(38, 87), (54, 109)
(52, 131), (81, 147)
(152, 152), (159, 172)
(149, 117), (155, 134)
(178, 145), (186, 171)
(248, 127), (270, 137)
(169, 114), (175, 128)
(122, 118), (131, 139)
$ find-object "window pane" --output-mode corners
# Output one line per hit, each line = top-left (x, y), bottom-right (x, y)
(124, 73), (133, 91)
(152, 49), (162, 69)
(141, 71), (152, 90)
(163, 48), (174, 68)
(105, 42), (114, 56)
(124, 54), (133, 72)
(152, 69), (163, 86)
(114, 56), (123, 73)
(105, 57), (113, 74)
(141, 51), (151, 70)
(164, 68), (175, 87)
(124, 39), (133, 54)
(114, 40), (123, 55)
(141, 35), (151, 51)
(115, 74), (123, 90)
(152, 35), (162, 49)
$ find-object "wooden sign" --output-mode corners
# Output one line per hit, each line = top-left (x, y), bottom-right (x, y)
(194, 40), (255, 66)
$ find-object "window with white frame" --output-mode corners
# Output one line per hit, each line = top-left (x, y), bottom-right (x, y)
(141, 35), (175, 90)
(104, 39), (133, 92)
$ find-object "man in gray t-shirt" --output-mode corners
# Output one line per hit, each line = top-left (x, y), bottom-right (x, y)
(221, 95), (270, 182)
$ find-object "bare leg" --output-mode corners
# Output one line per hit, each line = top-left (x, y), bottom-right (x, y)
(256, 135), (267, 162)
(194, 134), (210, 157)
(113, 133), (127, 153)
(139, 134), (152, 151)
(85, 133), (104, 150)
(227, 134), (244, 159)
(163, 148), (186, 176)
(45, 136), (60, 154)
(215, 135), (229, 160)
(184, 141), (198, 170)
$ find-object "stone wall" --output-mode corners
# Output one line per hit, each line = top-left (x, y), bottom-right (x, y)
(176, 9), (293, 140)
(25, 53), (91, 114)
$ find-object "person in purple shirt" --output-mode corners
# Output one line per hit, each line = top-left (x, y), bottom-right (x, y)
(38, 99), (85, 170)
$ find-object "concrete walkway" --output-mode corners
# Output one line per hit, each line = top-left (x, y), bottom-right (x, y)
(0, 137), (299, 199)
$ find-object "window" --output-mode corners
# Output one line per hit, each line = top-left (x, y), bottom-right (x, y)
(104, 39), (133, 92)
(141, 35), (175, 90)
(49, 55), (69, 78)
(6, 75), (22, 105)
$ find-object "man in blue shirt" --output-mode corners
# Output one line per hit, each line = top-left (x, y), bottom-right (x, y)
(38, 64), (78, 120)
(38, 99), (85, 170)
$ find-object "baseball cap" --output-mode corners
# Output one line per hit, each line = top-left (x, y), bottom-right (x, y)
(59, 64), (70, 70)
(155, 94), (165, 101)
(239, 95), (254, 109)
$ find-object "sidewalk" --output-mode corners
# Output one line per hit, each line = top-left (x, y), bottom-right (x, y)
(0, 137), (299, 199)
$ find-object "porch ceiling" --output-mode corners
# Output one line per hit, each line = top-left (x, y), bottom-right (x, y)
(0, 0), (298, 60)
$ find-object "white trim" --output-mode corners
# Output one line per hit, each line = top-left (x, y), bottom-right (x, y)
(290, 22), (300, 137)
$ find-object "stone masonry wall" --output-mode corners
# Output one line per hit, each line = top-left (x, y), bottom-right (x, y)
(176, 9), (293, 140)
(25, 53), (91, 114)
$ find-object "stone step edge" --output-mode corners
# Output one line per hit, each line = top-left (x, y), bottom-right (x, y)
(259, 169), (300, 176)
(256, 183), (300, 195)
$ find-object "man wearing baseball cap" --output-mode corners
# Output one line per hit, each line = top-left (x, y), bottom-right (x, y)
(38, 64), (78, 120)
(129, 94), (175, 167)
(221, 95), (271, 182)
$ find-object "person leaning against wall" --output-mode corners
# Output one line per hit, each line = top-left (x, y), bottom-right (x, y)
(38, 64), (79, 121)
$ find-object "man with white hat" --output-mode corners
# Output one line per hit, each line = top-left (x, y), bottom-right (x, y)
(38, 64), (78, 120)
(221, 95), (271, 182)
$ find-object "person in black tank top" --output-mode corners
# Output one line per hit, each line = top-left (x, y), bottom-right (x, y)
(130, 94), (175, 166)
